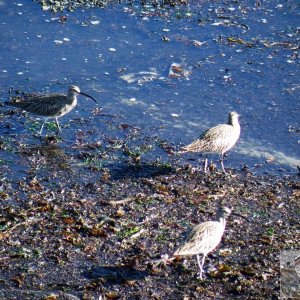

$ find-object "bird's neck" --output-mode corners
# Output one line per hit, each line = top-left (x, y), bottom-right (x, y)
(229, 116), (240, 130)
(218, 216), (226, 230)
(67, 92), (77, 105)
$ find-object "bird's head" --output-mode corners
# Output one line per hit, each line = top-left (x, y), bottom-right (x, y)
(219, 206), (232, 217)
(69, 85), (81, 94)
(68, 85), (97, 103)
(230, 111), (239, 119)
(228, 111), (240, 126)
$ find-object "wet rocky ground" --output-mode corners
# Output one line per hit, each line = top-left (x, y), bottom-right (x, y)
(0, 106), (299, 299)
(0, 0), (299, 299)
(33, 0), (187, 12)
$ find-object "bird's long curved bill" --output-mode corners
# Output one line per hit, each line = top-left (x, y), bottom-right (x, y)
(80, 92), (98, 103)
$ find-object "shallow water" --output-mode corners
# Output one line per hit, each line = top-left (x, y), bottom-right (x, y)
(0, 0), (299, 177)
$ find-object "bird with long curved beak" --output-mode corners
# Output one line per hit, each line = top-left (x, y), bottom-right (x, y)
(152, 206), (232, 279)
(5, 85), (98, 134)
(180, 112), (241, 173)
(173, 206), (232, 279)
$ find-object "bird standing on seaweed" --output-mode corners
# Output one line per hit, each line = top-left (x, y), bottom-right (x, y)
(180, 112), (240, 173)
(5, 85), (97, 135)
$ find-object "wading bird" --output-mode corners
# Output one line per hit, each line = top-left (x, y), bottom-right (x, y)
(173, 206), (232, 279)
(180, 112), (240, 173)
(5, 85), (97, 134)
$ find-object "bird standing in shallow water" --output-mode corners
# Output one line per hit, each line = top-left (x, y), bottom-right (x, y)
(5, 85), (97, 135)
(173, 206), (232, 279)
(180, 111), (240, 173)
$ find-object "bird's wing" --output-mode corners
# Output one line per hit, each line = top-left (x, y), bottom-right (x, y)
(182, 124), (238, 153)
(6, 94), (68, 117)
(174, 221), (223, 256)
(203, 124), (239, 153)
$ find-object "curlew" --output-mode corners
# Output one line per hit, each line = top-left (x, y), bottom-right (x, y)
(5, 85), (97, 134)
(180, 111), (240, 173)
(173, 206), (232, 279)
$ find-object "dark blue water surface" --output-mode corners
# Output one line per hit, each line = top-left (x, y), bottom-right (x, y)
(0, 0), (299, 176)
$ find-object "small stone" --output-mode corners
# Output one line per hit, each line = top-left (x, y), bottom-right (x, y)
(91, 20), (100, 25)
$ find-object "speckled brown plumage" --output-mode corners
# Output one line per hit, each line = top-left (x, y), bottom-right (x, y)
(5, 85), (97, 134)
(173, 206), (232, 279)
(181, 111), (240, 173)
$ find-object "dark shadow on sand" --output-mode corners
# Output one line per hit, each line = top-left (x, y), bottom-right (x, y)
(83, 265), (149, 284)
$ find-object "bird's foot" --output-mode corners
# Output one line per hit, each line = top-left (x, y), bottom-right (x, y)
(197, 272), (205, 280)
(151, 254), (172, 267)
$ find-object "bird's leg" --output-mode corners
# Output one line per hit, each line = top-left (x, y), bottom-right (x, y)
(55, 117), (61, 133)
(39, 118), (48, 135)
(220, 153), (226, 173)
(196, 254), (205, 279)
(203, 156), (208, 173)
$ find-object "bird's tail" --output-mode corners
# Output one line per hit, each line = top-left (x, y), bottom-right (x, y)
(4, 101), (23, 108)
(177, 147), (188, 154)
(179, 140), (204, 153)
